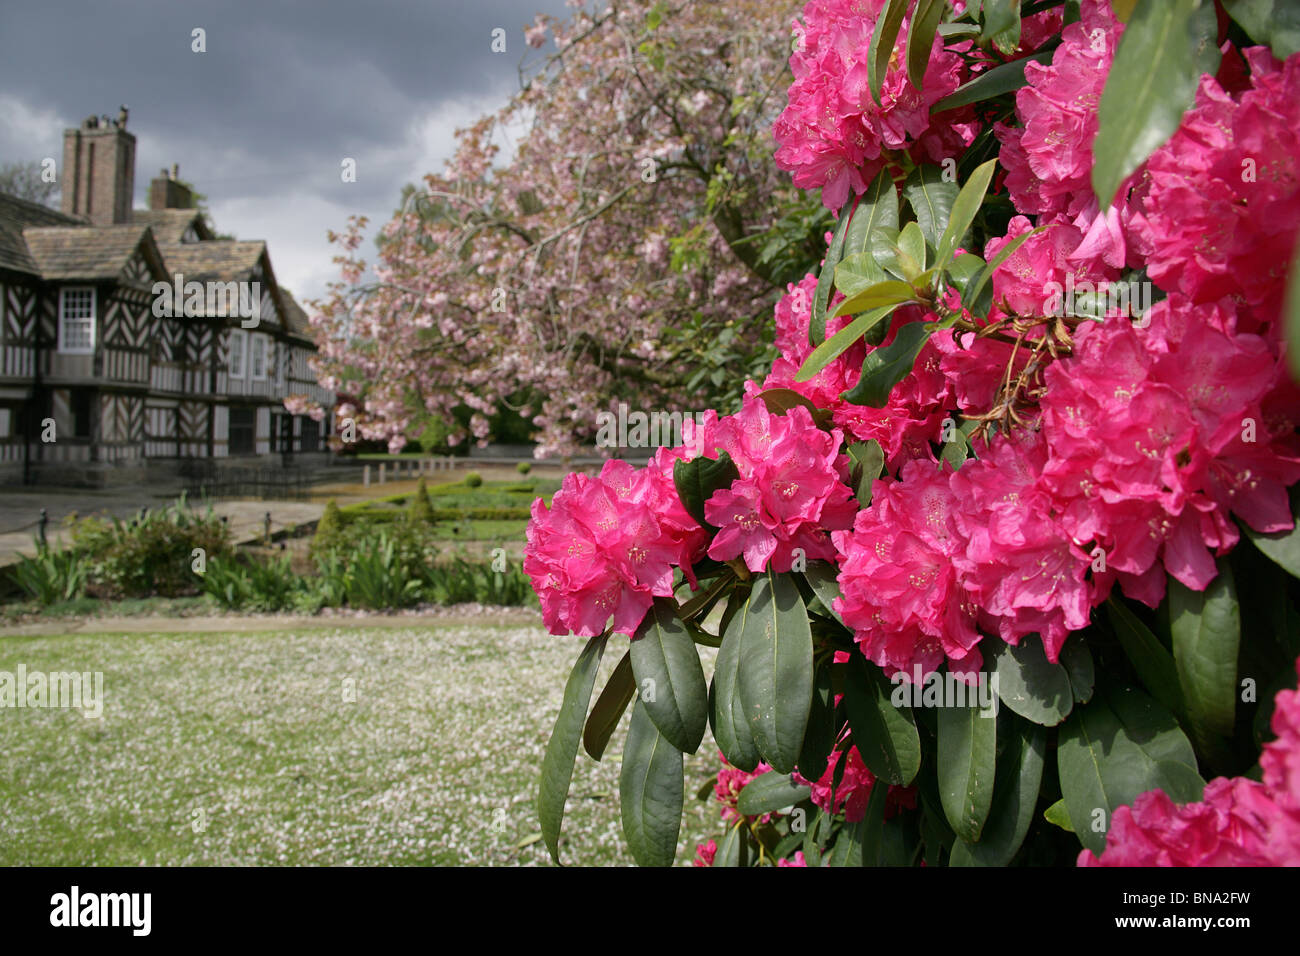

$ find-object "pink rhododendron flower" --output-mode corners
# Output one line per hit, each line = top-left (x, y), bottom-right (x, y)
(523, 457), (708, 637)
(712, 752), (776, 824)
(761, 275), (951, 467)
(984, 215), (1120, 318)
(833, 456), (983, 676)
(689, 395), (858, 573)
(1081, 657), (1300, 866)
(1040, 298), (1300, 601)
(1128, 47), (1300, 328)
(776, 851), (809, 867)
(794, 743), (917, 822)
(693, 840), (717, 867)
(774, 0), (976, 209)
(951, 430), (1097, 661)
(950, 1), (1062, 55)
(834, 432), (1100, 670)
(995, 0), (1132, 269)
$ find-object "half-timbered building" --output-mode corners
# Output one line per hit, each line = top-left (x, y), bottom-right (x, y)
(0, 110), (333, 486)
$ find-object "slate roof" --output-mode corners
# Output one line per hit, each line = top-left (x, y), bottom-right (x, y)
(0, 192), (314, 345)
(0, 193), (85, 275)
(277, 287), (313, 338)
(156, 240), (266, 281)
(21, 224), (153, 280)
(132, 208), (209, 245)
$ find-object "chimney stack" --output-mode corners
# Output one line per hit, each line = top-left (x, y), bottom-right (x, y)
(61, 110), (135, 225)
(148, 164), (194, 211)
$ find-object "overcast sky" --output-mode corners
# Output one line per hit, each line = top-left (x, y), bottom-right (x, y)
(0, 0), (579, 304)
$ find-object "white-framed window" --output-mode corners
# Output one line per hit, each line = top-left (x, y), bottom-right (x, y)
(228, 329), (247, 378)
(58, 287), (96, 354)
(274, 342), (285, 388)
(251, 335), (267, 380)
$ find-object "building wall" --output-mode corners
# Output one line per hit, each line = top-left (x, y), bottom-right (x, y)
(0, 264), (335, 486)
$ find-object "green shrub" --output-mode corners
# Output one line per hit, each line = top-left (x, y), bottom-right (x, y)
(201, 555), (299, 612)
(420, 557), (534, 607)
(200, 557), (255, 610)
(8, 545), (89, 605)
(435, 506), (530, 521)
(312, 499), (344, 557)
(409, 477), (435, 524)
(309, 553), (350, 609)
(68, 495), (232, 598)
(346, 535), (423, 609)
(463, 471), (483, 488)
(516, 461), (532, 476)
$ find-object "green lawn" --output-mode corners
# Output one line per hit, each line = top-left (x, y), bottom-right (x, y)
(0, 620), (721, 865)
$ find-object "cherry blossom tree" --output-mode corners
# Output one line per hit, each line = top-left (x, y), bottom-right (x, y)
(300, 0), (828, 455)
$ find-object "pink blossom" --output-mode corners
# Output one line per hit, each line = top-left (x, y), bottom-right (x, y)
(692, 840), (717, 867)
(951, 431), (1097, 661)
(1127, 48), (1300, 329)
(712, 752), (777, 824)
(794, 743), (917, 822)
(761, 274), (951, 467)
(1081, 657), (1300, 866)
(525, 16), (548, 49)
(995, 0), (1133, 268)
(983, 215), (1119, 318)
(833, 457), (983, 677)
(1039, 297), (1300, 602)
(523, 457), (708, 637)
(774, 0), (976, 208)
(689, 395), (857, 573)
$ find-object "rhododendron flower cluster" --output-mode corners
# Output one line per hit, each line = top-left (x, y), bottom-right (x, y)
(1041, 297), (1300, 601)
(1081, 657), (1300, 866)
(526, 393), (858, 633)
(995, 0), (1130, 271)
(834, 431), (1098, 675)
(529, 0), (1300, 870)
(793, 743), (917, 822)
(699, 396), (859, 573)
(774, 0), (978, 209)
(834, 292), (1300, 677)
(524, 456), (707, 637)
(761, 275), (952, 467)
(712, 753), (777, 824)
(1128, 47), (1300, 324)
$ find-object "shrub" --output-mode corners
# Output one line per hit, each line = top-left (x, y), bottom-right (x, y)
(420, 557), (534, 607)
(310, 553), (350, 609)
(409, 477), (435, 524)
(8, 545), (89, 605)
(345, 535), (423, 609)
(201, 555), (299, 612)
(516, 461), (532, 476)
(463, 471), (483, 488)
(69, 495), (232, 598)
(434, 506), (530, 521)
(312, 499), (344, 557)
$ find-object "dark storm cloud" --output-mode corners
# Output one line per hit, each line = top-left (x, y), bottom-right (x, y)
(0, 0), (577, 298)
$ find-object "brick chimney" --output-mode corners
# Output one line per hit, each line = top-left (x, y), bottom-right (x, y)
(148, 163), (194, 210)
(61, 108), (135, 225)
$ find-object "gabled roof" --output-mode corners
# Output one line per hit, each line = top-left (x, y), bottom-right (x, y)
(157, 240), (266, 281)
(132, 208), (212, 245)
(277, 287), (313, 338)
(21, 224), (157, 281)
(0, 193), (85, 275)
